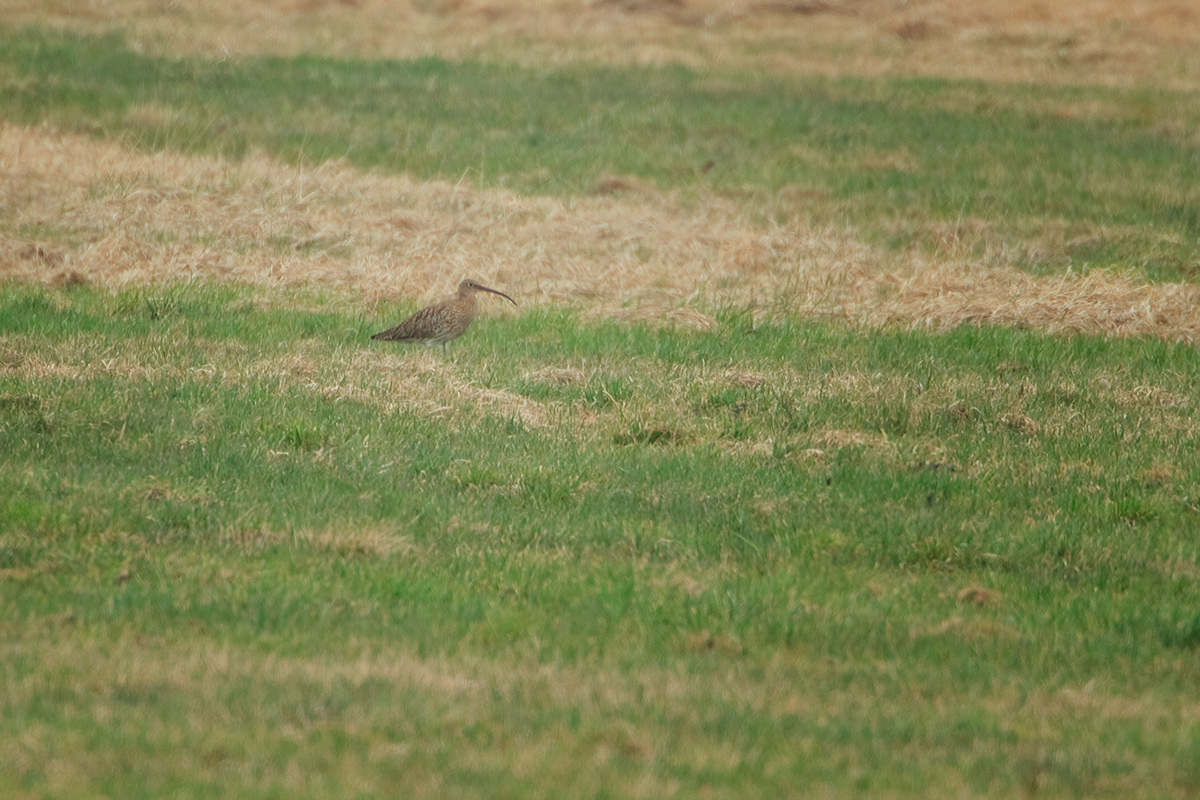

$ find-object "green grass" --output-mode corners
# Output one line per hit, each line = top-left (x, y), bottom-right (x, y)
(3, 27), (1200, 279)
(4, 282), (1200, 798)
(5, 21), (1200, 797)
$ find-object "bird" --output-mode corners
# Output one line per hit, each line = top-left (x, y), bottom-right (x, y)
(371, 278), (517, 354)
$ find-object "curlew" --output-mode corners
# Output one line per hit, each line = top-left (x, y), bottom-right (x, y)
(371, 278), (517, 354)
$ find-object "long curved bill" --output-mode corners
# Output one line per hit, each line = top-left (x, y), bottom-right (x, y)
(478, 285), (517, 306)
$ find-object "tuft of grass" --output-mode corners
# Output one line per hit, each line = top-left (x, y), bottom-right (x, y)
(3, 281), (1200, 797)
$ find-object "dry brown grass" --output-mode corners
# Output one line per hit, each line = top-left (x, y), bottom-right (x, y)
(7, 625), (1197, 776)
(238, 524), (419, 557)
(5, 122), (1200, 343)
(4, 0), (1199, 89)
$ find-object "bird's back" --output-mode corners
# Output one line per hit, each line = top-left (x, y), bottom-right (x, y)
(371, 295), (475, 345)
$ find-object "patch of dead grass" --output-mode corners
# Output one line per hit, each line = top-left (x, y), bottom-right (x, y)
(219, 524), (420, 558)
(682, 629), (744, 655)
(3, 0), (1198, 89)
(0, 330), (555, 429)
(0, 345), (207, 383)
(1107, 383), (1190, 410)
(717, 437), (775, 457)
(297, 525), (418, 558)
(6, 612), (1200, 797)
(919, 615), (1022, 642)
(315, 349), (552, 427)
(956, 585), (1002, 607)
(6, 124), (1200, 343)
(816, 427), (891, 450)
(717, 367), (769, 388)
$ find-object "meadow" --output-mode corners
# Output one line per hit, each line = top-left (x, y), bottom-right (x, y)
(3, 2), (1200, 797)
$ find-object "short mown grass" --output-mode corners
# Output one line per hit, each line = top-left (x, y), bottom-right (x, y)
(3, 282), (1200, 798)
(2, 27), (1200, 280)
(5, 17), (1200, 798)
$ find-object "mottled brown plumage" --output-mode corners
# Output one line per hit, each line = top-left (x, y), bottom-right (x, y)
(371, 279), (517, 353)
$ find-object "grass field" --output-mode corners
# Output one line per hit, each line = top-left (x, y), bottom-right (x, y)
(4, 27), (1200, 280)
(3, 2), (1200, 797)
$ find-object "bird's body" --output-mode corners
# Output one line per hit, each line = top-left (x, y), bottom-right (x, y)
(371, 279), (516, 353)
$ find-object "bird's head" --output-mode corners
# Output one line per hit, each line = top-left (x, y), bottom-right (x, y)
(459, 279), (517, 306)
